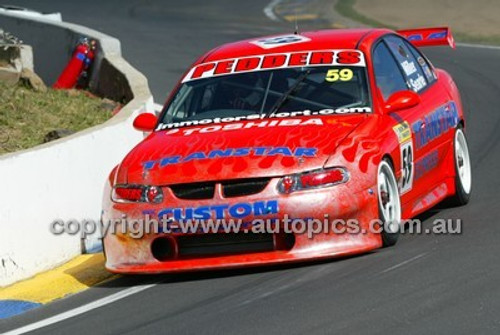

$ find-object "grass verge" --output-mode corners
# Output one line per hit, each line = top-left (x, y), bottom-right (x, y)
(0, 83), (113, 155)
(334, 0), (500, 45)
(334, 0), (396, 29)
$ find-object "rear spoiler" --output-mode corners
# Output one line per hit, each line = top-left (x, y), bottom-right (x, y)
(397, 27), (455, 49)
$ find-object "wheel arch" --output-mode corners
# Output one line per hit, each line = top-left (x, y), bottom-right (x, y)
(458, 118), (465, 129)
(381, 153), (396, 169)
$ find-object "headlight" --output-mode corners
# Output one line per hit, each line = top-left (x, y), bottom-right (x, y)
(277, 167), (349, 194)
(112, 184), (164, 203)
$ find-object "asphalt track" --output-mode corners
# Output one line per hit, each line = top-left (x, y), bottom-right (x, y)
(2, 0), (500, 334)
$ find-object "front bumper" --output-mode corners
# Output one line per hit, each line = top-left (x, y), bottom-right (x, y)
(102, 178), (382, 274)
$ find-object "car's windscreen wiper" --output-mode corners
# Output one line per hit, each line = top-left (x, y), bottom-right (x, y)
(265, 69), (311, 118)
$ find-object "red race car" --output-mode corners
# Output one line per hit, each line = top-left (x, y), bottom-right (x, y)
(102, 27), (472, 273)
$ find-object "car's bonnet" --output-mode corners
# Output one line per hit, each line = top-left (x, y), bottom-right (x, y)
(116, 115), (366, 185)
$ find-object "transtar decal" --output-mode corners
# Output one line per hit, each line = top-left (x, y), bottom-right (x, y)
(143, 147), (318, 170)
(412, 101), (459, 149)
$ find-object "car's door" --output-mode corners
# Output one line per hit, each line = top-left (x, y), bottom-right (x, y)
(384, 35), (456, 197)
(403, 38), (458, 192)
(372, 40), (422, 204)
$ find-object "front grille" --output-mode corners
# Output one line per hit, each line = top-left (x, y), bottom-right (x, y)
(168, 178), (270, 200)
(221, 178), (270, 197)
(177, 233), (275, 257)
(169, 182), (215, 200)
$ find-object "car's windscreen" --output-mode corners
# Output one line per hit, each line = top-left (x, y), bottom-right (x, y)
(160, 66), (370, 125)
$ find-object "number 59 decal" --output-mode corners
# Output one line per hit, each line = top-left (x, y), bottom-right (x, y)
(400, 141), (414, 194)
(393, 121), (414, 194)
(325, 68), (353, 82)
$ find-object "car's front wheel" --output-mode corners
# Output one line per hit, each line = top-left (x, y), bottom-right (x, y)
(377, 158), (401, 247)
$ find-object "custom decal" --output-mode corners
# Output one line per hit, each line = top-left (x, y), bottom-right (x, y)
(393, 121), (414, 194)
(412, 101), (459, 149)
(182, 49), (366, 82)
(157, 107), (372, 132)
(156, 200), (279, 221)
(325, 68), (354, 82)
(250, 34), (311, 49)
(143, 147), (318, 170)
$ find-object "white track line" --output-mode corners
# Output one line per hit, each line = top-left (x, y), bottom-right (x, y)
(2, 282), (158, 335)
(263, 0), (282, 21)
(380, 252), (428, 274)
(457, 42), (500, 50)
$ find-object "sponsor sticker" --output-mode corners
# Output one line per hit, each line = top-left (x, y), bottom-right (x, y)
(393, 121), (412, 143)
(412, 101), (459, 149)
(401, 60), (417, 76)
(157, 107), (372, 133)
(415, 149), (439, 180)
(182, 49), (366, 82)
(409, 73), (427, 92)
(156, 200), (279, 221)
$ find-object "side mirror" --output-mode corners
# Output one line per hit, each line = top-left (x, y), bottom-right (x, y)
(133, 113), (158, 132)
(384, 90), (420, 114)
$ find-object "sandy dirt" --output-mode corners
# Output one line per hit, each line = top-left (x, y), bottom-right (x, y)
(353, 0), (500, 38)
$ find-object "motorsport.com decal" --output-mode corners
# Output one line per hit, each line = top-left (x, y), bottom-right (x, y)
(156, 107), (372, 131)
(143, 147), (317, 170)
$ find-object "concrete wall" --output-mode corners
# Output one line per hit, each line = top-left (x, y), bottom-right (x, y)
(0, 12), (153, 287)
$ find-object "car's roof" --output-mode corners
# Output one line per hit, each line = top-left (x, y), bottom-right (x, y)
(201, 29), (382, 62)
